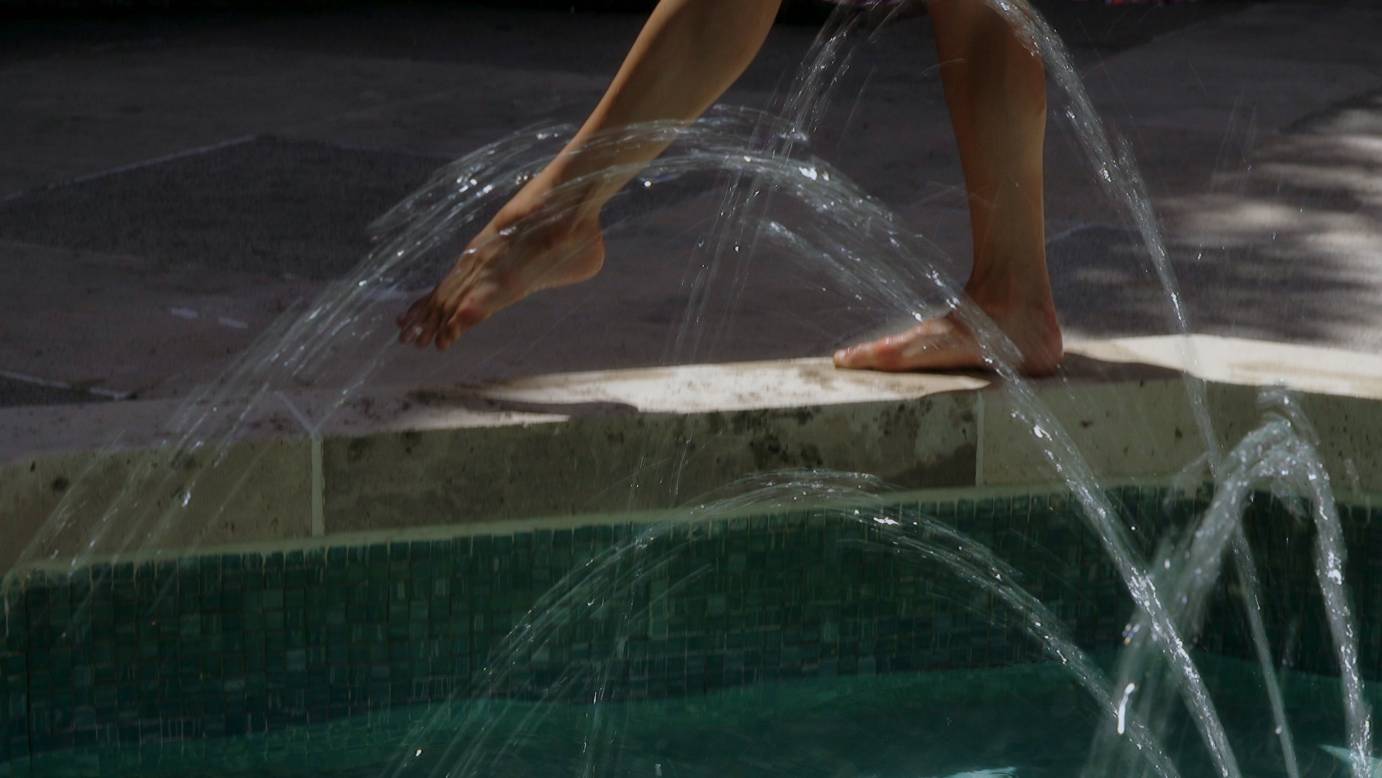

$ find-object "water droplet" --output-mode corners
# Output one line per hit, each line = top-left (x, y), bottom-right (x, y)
(1116, 682), (1136, 735)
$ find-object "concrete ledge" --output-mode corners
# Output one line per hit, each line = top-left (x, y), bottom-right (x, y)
(4, 335), (1382, 577)
(0, 361), (983, 574)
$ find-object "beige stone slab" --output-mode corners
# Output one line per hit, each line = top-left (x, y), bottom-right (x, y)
(465, 358), (987, 416)
(1271, 392), (1382, 498)
(2, 358), (985, 462)
(975, 376), (1380, 493)
(978, 377), (1209, 487)
(1100, 337), (1382, 491)
(321, 390), (978, 533)
(981, 337), (1382, 489)
(1, 436), (312, 575)
(1, 357), (984, 574)
(1074, 335), (1382, 401)
(316, 359), (984, 531)
(1199, 382), (1382, 499)
(8, 336), (1382, 577)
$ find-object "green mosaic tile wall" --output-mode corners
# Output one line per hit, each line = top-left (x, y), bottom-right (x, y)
(2, 588), (26, 765)
(0, 485), (1373, 767)
(1200, 495), (1382, 678)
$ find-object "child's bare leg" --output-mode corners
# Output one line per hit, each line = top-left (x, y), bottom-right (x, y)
(399, 0), (783, 350)
(835, 0), (1062, 375)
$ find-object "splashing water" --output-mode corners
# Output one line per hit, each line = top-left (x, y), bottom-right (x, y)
(1090, 389), (1371, 778)
(3, 1), (1374, 776)
(377, 473), (1181, 778)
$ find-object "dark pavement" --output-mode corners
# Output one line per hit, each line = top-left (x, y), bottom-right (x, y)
(0, 0), (1378, 406)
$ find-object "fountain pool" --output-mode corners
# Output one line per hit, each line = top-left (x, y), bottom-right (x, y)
(4, 338), (1382, 777)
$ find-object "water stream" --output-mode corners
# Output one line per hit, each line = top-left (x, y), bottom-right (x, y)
(3, 1), (1374, 776)
(382, 473), (1182, 778)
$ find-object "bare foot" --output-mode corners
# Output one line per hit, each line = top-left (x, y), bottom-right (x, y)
(397, 183), (606, 350)
(832, 301), (1063, 377)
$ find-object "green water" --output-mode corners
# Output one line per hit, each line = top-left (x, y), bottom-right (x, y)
(2, 654), (1366, 778)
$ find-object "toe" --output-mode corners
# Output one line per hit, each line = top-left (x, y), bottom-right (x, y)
(834, 320), (982, 373)
(397, 298), (430, 343)
(434, 323), (458, 351)
(413, 306), (446, 349)
(834, 339), (898, 371)
(435, 292), (492, 350)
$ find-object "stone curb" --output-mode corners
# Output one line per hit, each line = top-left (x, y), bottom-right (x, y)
(4, 335), (1381, 576)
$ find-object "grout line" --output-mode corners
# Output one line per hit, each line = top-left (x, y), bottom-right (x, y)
(309, 437), (325, 538)
(62, 134), (260, 187)
(1045, 221), (1096, 245)
(362, 288), (411, 302)
(276, 391), (326, 537)
(0, 369), (71, 391)
(0, 135), (259, 206)
(0, 368), (131, 401)
(974, 392), (986, 488)
(274, 390), (317, 435)
(22, 590), (34, 762)
(303, 138), (458, 163)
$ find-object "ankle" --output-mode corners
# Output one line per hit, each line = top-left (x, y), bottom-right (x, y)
(964, 280), (1055, 316)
